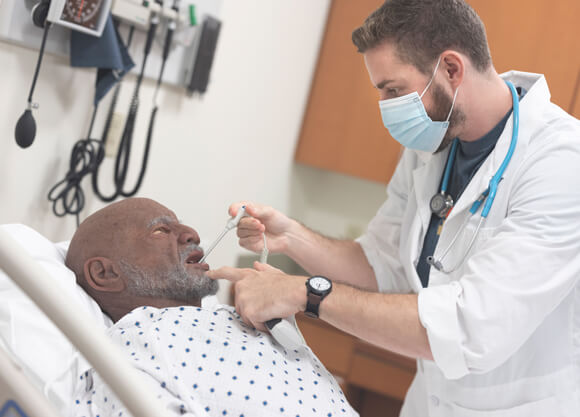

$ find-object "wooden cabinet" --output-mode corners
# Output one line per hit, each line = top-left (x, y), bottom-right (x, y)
(295, 0), (400, 185)
(295, 0), (580, 184)
(571, 70), (580, 119)
(470, 0), (580, 116)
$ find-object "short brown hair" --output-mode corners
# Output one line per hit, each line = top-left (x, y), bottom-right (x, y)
(352, 0), (491, 74)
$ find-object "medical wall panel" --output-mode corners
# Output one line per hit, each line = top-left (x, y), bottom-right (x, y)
(470, 0), (580, 115)
(0, 0), (223, 88)
(294, 0), (402, 185)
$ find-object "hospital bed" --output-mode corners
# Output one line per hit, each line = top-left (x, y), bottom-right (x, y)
(0, 224), (178, 417)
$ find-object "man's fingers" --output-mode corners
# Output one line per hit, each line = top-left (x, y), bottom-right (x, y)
(206, 266), (247, 282)
(228, 202), (249, 218)
(237, 314), (266, 333)
(235, 298), (258, 331)
(254, 322), (267, 332)
(254, 261), (283, 274)
(242, 203), (264, 219)
(237, 236), (264, 253)
(228, 202), (265, 220)
(237, 218), (265, 237)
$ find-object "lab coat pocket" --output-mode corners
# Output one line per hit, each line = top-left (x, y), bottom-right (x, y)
(450, 396), (558, 417)
(433, 222), (497, 281)
(456, 224), (497, 266)
(462, 223), (496, 248)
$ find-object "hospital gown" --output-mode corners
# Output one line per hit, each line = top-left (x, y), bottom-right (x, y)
(72, 305), (359, 417)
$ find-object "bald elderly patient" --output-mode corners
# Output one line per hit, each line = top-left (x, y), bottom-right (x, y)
(67, 198), (358, 417)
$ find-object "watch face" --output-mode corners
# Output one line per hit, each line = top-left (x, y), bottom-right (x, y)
(309, 277), (331, 292)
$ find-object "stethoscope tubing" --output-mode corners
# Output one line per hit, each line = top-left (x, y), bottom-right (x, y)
(427, 81), (520, 273)
(482, 81), (520, 217)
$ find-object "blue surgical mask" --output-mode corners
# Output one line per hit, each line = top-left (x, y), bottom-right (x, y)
(378, 57), (459, 153)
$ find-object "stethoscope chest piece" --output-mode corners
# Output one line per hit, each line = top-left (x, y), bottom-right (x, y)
(430, 192), (454, 218)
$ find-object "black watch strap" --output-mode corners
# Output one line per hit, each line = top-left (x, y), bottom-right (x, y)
(304, 276), (332, 318)
(305, 292), (323, 318)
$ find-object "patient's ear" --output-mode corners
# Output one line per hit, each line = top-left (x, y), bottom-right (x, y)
(83, 257), (125, 293)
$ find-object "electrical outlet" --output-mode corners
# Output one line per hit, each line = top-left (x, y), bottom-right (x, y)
(104, 112), (125, 158)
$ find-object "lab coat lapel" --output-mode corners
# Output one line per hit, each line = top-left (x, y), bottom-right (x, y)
(445, 71), (547, 222)
(410, 150), (448, 264)
(412, 150), (448, 230)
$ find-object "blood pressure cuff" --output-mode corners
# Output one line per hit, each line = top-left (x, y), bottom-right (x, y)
(70, 14), (134, 104)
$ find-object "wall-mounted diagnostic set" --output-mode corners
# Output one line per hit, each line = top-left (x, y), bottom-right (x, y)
(0, 0), (222, 223)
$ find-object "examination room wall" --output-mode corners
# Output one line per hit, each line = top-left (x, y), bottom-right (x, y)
(1, 0), (368, 302)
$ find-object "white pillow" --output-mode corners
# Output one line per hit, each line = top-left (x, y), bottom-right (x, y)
(0, 224), (112, 416)
(0, 224), (220, 415)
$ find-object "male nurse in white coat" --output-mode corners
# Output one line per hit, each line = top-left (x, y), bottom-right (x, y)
(208, 0), (580, 415)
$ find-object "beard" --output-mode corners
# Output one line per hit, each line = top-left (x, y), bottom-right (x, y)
(120, 246), (219, 303)
(427, 81), (466, 153)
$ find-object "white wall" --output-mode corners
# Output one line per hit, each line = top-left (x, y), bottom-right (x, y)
(290, 164), (387, 241)
(0, 0), (388, 302)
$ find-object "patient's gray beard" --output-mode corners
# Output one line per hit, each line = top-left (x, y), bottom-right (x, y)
(120, 256), (218, 303)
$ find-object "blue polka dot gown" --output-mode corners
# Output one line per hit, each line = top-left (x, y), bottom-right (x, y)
(73, 305), (359, 417)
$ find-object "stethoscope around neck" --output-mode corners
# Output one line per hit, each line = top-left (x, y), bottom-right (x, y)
(426, 80), (520, 274)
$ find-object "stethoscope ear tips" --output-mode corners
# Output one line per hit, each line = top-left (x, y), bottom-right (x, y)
(15, 109), (37, 148)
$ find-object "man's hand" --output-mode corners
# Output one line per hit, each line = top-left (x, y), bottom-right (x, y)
(226, 201), (378, 291)
(207, 262), (306, 331)
(229, 202), (296, 254)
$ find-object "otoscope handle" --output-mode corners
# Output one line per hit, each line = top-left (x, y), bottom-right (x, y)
(144, 17), (159, 56)
(265, 318), (281, 328)
(162, 26), (174, 61)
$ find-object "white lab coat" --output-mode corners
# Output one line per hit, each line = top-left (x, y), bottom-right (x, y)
(358, 71), (580, 417)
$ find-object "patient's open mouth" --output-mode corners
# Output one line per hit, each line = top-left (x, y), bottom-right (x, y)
(185, 251), (204, 264)
(184, 251), (209, 270)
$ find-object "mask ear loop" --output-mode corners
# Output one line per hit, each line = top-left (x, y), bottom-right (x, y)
(419, 56), (461, 122)
(420, 56), (442, 99)
(445, 85), (460, 122)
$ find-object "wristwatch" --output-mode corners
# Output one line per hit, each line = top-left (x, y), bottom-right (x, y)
(304, 276), (332, 318)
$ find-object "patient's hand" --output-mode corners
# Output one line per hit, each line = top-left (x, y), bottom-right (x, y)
(229, 202), (296, 255)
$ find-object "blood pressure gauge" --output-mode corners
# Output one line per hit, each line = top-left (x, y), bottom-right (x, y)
(60, 0), (106, 30)
(47, 0), (112, 36)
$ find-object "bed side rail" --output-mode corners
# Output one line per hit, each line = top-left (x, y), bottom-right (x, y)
(0, 228), (168, 417)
